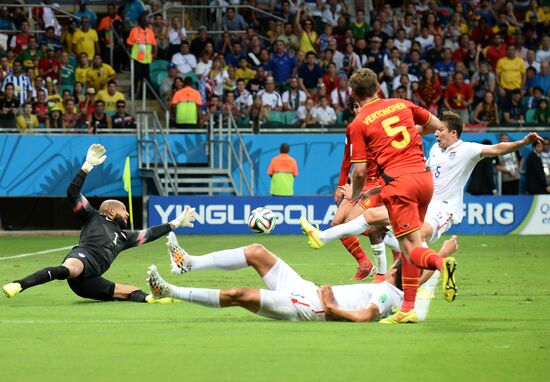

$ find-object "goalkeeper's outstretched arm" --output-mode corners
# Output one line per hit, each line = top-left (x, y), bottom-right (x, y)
(67, 144), (107, 221)
(121, 205), (196, 250)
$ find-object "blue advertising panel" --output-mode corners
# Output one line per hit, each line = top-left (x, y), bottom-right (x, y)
(149, 195), (547, 235)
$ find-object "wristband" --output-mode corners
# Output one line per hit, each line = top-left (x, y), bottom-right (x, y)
(81, 161), (94, 173)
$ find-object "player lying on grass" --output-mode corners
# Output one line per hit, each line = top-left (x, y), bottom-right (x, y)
(2, 144), (196, 303)
(146, 233), (457, 322)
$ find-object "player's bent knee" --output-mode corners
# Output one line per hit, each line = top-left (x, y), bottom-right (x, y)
(62, 258), (85, 279)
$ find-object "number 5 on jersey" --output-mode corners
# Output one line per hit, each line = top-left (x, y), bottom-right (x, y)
(381, 116), (410, 149)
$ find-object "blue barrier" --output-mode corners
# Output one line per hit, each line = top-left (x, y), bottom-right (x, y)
(149, 195), (550, 235)
(0, 132), (537, 196)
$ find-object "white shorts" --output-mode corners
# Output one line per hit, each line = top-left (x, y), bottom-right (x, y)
(424, 200), (454, 243)
(257, 259), (325, 321)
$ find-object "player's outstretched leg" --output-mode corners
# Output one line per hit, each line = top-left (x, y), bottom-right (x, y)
(166, 232), (248, 275)
(167, 232), (192, 274)
(2, 265), (71, 298)
(299, 217), (324, 249)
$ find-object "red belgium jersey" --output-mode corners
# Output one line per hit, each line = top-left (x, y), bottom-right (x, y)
(338, 125), (380, 187)
(348, 98), (431, 179)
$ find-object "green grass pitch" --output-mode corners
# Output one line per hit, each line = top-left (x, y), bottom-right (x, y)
(1, 234), (549, 381)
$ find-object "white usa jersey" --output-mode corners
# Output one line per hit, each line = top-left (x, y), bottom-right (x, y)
(332, 281), (403, 318)
(427, 140), (483, 223)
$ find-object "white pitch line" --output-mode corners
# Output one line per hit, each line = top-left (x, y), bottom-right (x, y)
(0, 245), (75, 261)
(0, 319), (174, 324)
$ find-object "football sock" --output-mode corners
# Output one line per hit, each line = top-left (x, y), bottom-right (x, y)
(416, 271), (441, 321)
(371, 243), (387, 274)
(409, 247), (443, 270)
(15, 266), (70, 291)
(128, 289), (149, 303)
(168, 286), (221, 307)
(340, 236), (372, 267)
(384, 232), (400, 253)
(319, 215), (371, 243)
(189, 247), (247, 271)
(401, 257), (420, 312)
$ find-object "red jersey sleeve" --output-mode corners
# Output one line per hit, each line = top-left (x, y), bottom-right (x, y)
(348, 120), (368, 163)
(338, 127), (352, 186)
(403, 99), (432, 127)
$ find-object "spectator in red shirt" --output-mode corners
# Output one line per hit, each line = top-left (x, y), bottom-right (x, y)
(471, 18), (493, 47)
(37, 48), (61, 81)
(10, 20), (32, 54)
(444, 72), (474, 123)
(485, 33), (507, 70)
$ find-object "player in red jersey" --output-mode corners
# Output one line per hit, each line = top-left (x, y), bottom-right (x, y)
(342, 68), (456, 323)
(332, 111), (387, 281)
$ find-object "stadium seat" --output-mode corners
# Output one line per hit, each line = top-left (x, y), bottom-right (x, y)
(268, 110), (286, 125)
(336, 112), (344, 127)
(525, 109), (536, 124)
(150, 59), (170, 73)
(184, 72), (199, 88)
(285, 111), (298, 125)
(155, 71), (168, 88)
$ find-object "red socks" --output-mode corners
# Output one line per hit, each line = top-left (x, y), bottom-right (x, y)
(401, 257), (420, 312)
(409, 247), (443, 270)
(399, 247), (444, 313)
(340, 236), (373, 268)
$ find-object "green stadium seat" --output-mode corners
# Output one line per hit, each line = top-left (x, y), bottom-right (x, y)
(150, 59), (169, 73)
(183, 72), (199, 88)
(155, 71), (168, 88)
(268, 110), (285, 125)
(525, 109), (536, 124)
(285, 111), (298, 125)
(336, 112), (344, 127)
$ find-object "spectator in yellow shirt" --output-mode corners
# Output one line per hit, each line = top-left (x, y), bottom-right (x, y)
(75, 52), (90, 85)
(16, 102), (39, 132)
(86, 54), (116, 92)
(496, 45), (526, 95)
(72, 16), (99, 59)
(235, 57), (255, 84)
(96, 80), (125, 116)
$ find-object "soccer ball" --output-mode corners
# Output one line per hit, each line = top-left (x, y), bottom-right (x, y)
(247, 207), (277, 234)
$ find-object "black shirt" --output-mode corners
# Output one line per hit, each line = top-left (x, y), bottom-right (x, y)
(0, 96), (20, 127)
(112, 112), (136, 129)
(67, 170), (171, 276)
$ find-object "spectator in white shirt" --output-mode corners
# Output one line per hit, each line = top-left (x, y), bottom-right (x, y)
(296, 97), (318, 128)
(195, 50), (213, 79)
(167, 16), (188, 59)
(392, 63), (419, 90)
(171, 41), (197, 76)
(257, 77), (282, 110)
(282, 77), (307, 111)
(535, 36), (550, 64)
(315, 95), (337, 126)
(234, 79), (253, 116)
(394, 28), (412, 54)
(330, 74), (351, 115)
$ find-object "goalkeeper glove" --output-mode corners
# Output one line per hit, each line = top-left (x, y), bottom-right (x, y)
(82, 144), (107, 172)
(170, 205), (196, 229)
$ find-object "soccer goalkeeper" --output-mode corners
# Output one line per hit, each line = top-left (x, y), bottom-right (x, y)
(2, 144), (195, 303)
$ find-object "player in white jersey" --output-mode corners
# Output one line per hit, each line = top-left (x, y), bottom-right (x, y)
(146, 233), (456, 322)
(301, 112), (542, 251)
(421, 111), (543, 243)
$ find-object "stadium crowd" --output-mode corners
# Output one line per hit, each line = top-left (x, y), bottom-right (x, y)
(0, 0), (548, 132)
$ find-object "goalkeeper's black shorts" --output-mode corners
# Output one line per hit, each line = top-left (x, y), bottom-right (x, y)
(64, 250), (115, 301)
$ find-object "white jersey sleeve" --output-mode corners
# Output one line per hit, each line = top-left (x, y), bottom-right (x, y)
(429, 140), (484, 223)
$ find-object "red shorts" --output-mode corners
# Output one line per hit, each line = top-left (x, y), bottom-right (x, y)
(381, 171), (433, 238)
(360, 178), (384, 210)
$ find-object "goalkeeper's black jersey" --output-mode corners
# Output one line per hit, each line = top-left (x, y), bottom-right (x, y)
(67, 170), (171, 275)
